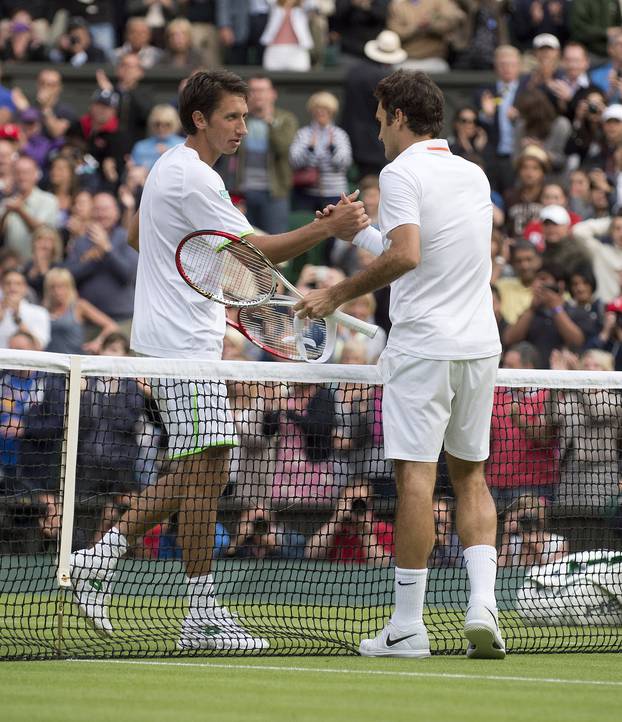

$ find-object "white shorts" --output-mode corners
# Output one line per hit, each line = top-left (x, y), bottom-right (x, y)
(380, 350), (499, 463)
(152, 378), (237, 460)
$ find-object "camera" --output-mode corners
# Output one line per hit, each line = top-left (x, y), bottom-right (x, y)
(252, 517), (269, 536)
(587, 102), (600, 114)
(351, 498), (367, 514)
(517, 514), (539, 533)
(543, 282), (560, 293)
(69, 33), (81, 47)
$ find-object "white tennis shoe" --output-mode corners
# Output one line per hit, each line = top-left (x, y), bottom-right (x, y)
(359, 620), (431, 658)
(464, 602), (506, 659)
(69, 548), (117, 636)
(177, 606), (269, 652)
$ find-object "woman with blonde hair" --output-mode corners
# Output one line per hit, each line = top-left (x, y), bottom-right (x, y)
(158, 18), (203, 70)
(130, 104), (184, 170)
(43, 267), (119, 354)
(23, 225), (64, 300)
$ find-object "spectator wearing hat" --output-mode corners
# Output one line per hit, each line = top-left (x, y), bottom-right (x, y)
(18, 108), (57, 169)
(523, 182), (583, 249)
(95, 54), (153, 146)
(75, 90), (132, 192)
(509, 1), (568, 51)
(341, 29), (407, 179)
(329, 0), (391, 66)
(49, 17), (108, 67)
(570, 0), (622, 60)
(582, 103), (622, 178)
(525, 33), (563, 95)
(504, 261), (593, 368)
(475, 45), (529, 195)
(573, 212), (622, 302)
(386, 0), (466, 74)
(504, 144), (549, 237)
(0, 16), (47, 62)
(0, 155), (58, 260)
(539, 203), (592, 271)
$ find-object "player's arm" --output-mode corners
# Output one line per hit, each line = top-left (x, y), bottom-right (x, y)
(128, 211), (140, 252)
(294, 224), (420, 320)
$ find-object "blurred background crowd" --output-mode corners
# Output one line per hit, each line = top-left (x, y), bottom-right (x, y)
(1, 1), (622, 564)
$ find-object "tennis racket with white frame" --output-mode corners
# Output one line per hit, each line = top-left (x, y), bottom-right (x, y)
(227, 296), (336, 363)
(176, 229), (378, 339)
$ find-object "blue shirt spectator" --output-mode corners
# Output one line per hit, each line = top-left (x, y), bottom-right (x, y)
(130, 104), (184, 170)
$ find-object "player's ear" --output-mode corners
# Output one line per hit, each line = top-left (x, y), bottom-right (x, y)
(191, 109), (207, 130)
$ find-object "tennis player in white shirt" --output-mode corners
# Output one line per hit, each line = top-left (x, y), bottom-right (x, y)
(70, 69), (368, 652)
(296, 69), (505, 659)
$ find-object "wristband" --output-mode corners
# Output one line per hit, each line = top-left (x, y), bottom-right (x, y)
(352, 226), (383, 256)
(552, 305), (563, 315)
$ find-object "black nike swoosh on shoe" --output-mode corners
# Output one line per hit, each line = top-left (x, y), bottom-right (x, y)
(397, 581), (418, 586)
(484, 605), (500, 631)
(386, 633), (419, 647)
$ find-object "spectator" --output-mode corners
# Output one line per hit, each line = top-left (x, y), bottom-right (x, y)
(0, 269), (50, 350)
(225, 506), (306, 560)
(488, 343), (558, 506)
(448, 105), (489, 159)
(336, 293), (387, 363)
(503, 144), (548, 237)
(179, 0), (222, 67)
(266, 380), (338, 504)
(522, 182), (583, 249)
(430, 496), (461, 567)
(22, 224), (63, 301)
(568, 168), (595, 217)
(570, 0), (621, 60)
(590, 29), (622, 99)
(329, 0), (391, 65)
(114, 17), (163, 69)
(476, 45), (528, 195)
(42, 267), (119, 355)
(496, 240), (540, 324)
(566, 265), (605, 342)
(0, 137), (15, 198)
(582, 103), (622, 178)
(289, 91), (352, 216)
(95, 54), (153, 146)
(63, 192), (138, 338)
(49, 16), (108, 67)
(75, 90), (132, 192)
(564, 86), (607, 169)
(56, 0), (119, 59)
(45, 155), (79, 230)
(131, 105), (184, 171)
(216, 0), (270, 66)
(0, 331), (40, 493)
(524, 33), (563, 95)
(158, 17), (204, 70)
(513, 89), (571, 173)
(304, 483), (393, 565)
(546, 41), (591, 116)
(509, 1), (568, 51)
(260, 0), (314, 72)
(450, 0), (510, 71)
(125, 0), (179, 47)
(503, 262), (592, 367)
(18, 109), (57, 170)
(538, 204), (592, 270)
(589, 297), (622, 369)
(0, 154), (59, 260)
(233, 75), (298, 235)
(387, 0), (465, 73)
(573, 213), (622, 302)
(0, 14), (47, 62)
(498, 494), (567, 567)
(341, 29), (406, 179)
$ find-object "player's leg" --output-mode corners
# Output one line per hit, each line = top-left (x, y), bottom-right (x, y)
(360, 353), (449, 658)
(445, 356), (505, 659)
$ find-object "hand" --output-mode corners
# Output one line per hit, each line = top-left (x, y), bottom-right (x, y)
(294, 287), (342, 320)
(317, 191), (369, 240)
(480, 90), (496, 117)
(603, 311), (618, 337)
(101, 157), (118, 184)
(118, 184), (136, 210)
(11, 86), (30, 112)
(4, 195), (24, 213)
(506, 105), (520, 122)
(550, 348), (579, 370)
(82, 338), (103, 354)
(473, 126), (488, 152)
(547, 78), (572, 102)
(541, 286), (564, 310)
(95, 68), (114, 93)
(219, 26), (235, 47)
(87, 222), (112, 253)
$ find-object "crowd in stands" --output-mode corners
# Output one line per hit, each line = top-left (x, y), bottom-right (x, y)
(1, 1), (622, 565)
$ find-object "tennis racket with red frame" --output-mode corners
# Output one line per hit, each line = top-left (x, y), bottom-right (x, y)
(176, 229), (378, 339)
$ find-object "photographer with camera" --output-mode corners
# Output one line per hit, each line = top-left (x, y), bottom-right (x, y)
(49, 17), (107, 67)
(304, 483), (393, 566)
(503, 261), (594, 367)
(498, 494), (567, 568)
(225, 506), (306, 561)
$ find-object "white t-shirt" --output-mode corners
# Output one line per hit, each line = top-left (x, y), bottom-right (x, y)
(378, 139), (501, 360)
(131, 144), (254, 359)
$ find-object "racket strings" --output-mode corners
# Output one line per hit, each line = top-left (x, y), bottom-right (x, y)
(238, 302), (329, 361)
(179, 233), (275, 305)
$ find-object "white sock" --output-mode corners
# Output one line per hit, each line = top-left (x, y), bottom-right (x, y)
(463, 544), (498, 609)
(187, 574), (217, 611)
(93, 526), (128, 566)
(390, 567), (428, 628)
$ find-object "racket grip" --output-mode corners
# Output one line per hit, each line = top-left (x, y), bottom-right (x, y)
(332, 310), (378, 338)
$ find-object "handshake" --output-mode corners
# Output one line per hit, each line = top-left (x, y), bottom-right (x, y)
(314, 189), (369, 242)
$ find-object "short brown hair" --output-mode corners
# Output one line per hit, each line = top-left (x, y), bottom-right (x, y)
(374, 70), (444, 138)
(178, 69), (248, 136)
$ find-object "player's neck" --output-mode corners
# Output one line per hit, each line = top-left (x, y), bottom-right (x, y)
(403, 133), (435, 152)
(185, 136), (219, 167)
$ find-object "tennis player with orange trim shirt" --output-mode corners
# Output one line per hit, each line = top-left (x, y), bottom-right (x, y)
(69, 69), (369, 652)
(295, 70), (505, 659)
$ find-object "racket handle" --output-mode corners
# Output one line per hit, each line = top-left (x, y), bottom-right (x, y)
(332, 310), (378, 339)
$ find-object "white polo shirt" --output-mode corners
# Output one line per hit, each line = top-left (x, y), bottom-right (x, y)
(131, 143), (254, 359)
(378, 139), (501, 360)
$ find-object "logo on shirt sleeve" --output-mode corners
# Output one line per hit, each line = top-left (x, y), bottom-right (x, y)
(219, 189), (231, 202)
